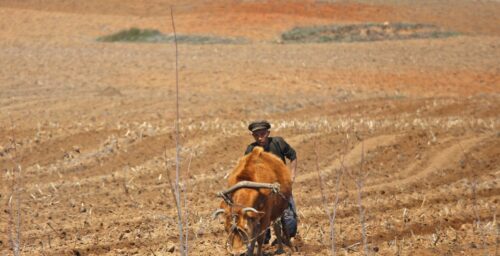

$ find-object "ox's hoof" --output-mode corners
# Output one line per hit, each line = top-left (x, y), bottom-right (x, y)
(274, 248), (285, 255)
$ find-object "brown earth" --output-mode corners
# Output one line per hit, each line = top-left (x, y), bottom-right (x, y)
(0, 0), (499, 255)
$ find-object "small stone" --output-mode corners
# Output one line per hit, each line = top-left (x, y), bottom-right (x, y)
(168, 245), (175, 253)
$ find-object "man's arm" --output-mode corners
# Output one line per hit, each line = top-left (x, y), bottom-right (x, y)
(244, 144), (254, 155)
(276, 137), (297, 181)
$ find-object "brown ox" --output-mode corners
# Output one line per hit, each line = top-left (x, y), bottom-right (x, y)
(213, 147), (292, 256)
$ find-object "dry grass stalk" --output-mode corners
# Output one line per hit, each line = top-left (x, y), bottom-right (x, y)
(347, 137), (370, 256)
(344, 242), (360, 253)
(183, 150), (195, 254)
(166, 6), (187, 255)
(458, 141), (488, 252)
(313, 140), (344, 255)
(313, 141), (332, 248)
(302, 223), (313, 240)
(330, 158), (344, 254)
(432, 228), (441, 246)
(396, 237), (403, 256)
(7, 116), (22, 256)
(470, 180), (482, 227)
(164, 155), (184, 254)
(469, 178), (491, 255)
(494, 206), (498, 256)
(463, 140), (498, 254)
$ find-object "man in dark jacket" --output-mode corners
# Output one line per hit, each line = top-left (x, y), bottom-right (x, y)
(245, 120), (298, 243)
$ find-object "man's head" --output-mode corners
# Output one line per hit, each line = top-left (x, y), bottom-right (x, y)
(248, 120), (271, 147)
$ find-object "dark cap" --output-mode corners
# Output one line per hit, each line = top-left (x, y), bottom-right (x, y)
(248, 120), (271, 132)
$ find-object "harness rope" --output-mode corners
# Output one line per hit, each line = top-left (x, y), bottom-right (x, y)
(219, 180), (289, 252)
(224, 194), (287, 251)
(226, 214), (283, 252)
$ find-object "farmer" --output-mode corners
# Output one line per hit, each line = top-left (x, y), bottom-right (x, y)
(245, 120), (298, 244)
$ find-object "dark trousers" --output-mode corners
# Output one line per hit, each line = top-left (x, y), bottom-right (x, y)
(265, 196), (297, 243)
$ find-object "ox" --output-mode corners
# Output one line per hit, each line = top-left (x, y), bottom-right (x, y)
(213, 146), (293, 256)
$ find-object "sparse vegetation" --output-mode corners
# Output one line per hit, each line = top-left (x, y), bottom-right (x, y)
(281, 23), (459, 43)
(97, 27), (247, 44)
(97, 28), (163, 42)
(1, 0), (499, 255)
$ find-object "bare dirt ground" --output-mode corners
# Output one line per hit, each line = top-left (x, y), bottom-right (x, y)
(0, 0), (499, 255)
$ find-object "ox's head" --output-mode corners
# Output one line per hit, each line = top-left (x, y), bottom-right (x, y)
(213, 202), (265, 255)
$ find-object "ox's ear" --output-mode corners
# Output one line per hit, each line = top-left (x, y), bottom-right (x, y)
(246, 211), (264, 219)
(244, 209), (265, 219)
(212, 208), (226, 220)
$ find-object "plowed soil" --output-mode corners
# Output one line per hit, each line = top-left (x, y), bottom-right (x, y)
(0, 0), (499, 255)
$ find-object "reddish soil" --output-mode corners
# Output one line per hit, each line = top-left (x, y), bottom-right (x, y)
(0, 0), (499, 255)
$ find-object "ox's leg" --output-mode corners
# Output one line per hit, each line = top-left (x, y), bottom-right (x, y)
(246, 239), (256, 256)
(255, 228), (266, 256)
(272, 221), (286, 255)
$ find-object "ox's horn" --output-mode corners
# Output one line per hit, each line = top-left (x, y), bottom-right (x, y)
(212, 209), (225, 220)
(242, 207), (259, 214)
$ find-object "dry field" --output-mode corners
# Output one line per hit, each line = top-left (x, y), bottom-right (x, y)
(0, 0), (499, 255)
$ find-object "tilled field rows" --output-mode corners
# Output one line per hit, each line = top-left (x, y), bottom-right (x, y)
(1, 1), (500, 255)
(2, 95), (499, 255)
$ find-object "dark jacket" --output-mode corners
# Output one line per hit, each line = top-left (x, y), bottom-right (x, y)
(245, 137), (297, 164)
